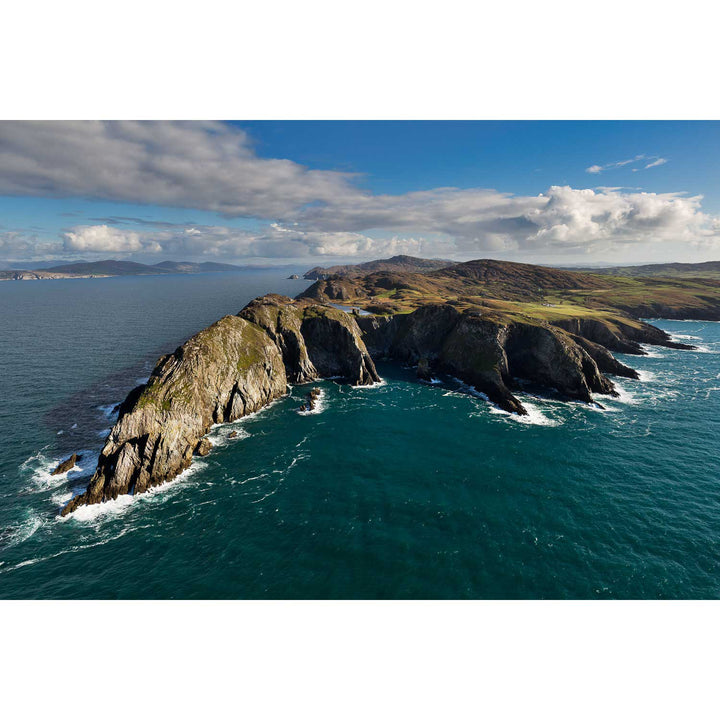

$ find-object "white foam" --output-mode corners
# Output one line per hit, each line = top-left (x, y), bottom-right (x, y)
(637, 369), (657, 382)
(207, 425), (250, 448)
(97, 403), (119, 420)
(671, 333), (701, 341)
(297, 389), (326, 415)
(60, 459), (208, 523)
(5, 514), (44, 548)
(606, 381), (640, 405)
(20, 448), (95, 492)
(488, 400), (561, 427)
(640, 345), (665, 358)
(351, 378), (387, 389)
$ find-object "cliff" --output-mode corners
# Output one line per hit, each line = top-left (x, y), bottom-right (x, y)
(62, 257), (704, 515)
(62, 297), (378, 515)
(356, 306), (620, 415)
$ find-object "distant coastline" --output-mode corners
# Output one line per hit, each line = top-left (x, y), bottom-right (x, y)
(0, 259), (303, 282)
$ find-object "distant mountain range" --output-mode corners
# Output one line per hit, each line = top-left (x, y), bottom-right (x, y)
(303, 254), (457, 279)
(565, 261), (720, 279)
(0, 259), (259, 280)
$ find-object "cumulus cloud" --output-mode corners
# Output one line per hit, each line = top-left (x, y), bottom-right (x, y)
(291, 185), (718, 256)
(37, 186), (717, 263)
(0, 122), (713, 264)
(63, 225), (156, 253)
(0, 121), (358, 218)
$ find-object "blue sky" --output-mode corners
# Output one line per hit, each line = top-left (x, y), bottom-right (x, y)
(1, 121), (719, 267)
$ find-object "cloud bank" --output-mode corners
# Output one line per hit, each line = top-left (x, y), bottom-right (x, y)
(0, 122), (716, 264)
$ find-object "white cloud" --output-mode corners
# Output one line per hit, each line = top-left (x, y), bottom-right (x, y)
(63, 225), (152, 253)
(39, 185), (718, 263)
(0, 122), (712, 264)
(584, 154), (667, 174)
(0, 121), (358, 218)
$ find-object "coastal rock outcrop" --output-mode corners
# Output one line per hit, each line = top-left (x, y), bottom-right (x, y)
(357, 306), (620, 414)
(240, 295), (379, 385)
(62, 298), (378, 515)
(51, 453), (82, 476)
(551, 317), (694, 354)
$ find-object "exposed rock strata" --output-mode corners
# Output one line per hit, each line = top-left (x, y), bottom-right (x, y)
(62, 299), (378, 515)
(357, 305), (620, 414)
(63, 290), (691, 516)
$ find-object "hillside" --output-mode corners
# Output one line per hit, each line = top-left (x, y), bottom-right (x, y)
(153, 261), (244, 273)
(301, 257), (720, 322)
(44, 260), (169, 276)
(566, 260), (720, 279)
(303, 254), (456, 280)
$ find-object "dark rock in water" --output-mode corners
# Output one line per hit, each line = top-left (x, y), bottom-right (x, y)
(194, 437), (212, 456)
(357, 305), (621, 415)
(416, 357), (432, 381)
(288, 274), (300, 279)
(51, 453), (82, 475)
(299, 387), (322, 412)
(228, 430), (238, 439)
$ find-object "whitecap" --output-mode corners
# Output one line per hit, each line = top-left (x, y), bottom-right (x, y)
(488, 400), (562, 427)
(97, 403), (119, 420)
(4, 514), (44, 548)
(639, 345), (666, 358)
(20, 447), (95, 493)
(297, 389), (326, 416)
(351, 378), (387, 390)
(60, 459), (208, 524)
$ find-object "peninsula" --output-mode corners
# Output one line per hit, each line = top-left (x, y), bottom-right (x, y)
(61, 257), (719, 516)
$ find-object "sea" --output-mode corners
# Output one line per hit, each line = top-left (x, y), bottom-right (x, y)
(0, 270), (719, 599)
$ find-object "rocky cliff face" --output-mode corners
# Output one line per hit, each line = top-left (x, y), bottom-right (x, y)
(357, 306), (627, 414)
(62, 297), (378, 515)
(550, 317), (693, 354)
(63, 290), (688, 515)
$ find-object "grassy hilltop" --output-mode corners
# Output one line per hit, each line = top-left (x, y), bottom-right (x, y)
(301, 258), (720, 323)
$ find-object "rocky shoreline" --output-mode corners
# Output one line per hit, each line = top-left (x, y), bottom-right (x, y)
(61, 292), (694, 516)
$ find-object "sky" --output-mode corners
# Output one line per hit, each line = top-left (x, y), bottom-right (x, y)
(1, 120), (719, 268)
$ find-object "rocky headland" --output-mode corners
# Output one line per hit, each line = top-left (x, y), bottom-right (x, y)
(61, 297), (378, 515)
(62, 259), (706, 515)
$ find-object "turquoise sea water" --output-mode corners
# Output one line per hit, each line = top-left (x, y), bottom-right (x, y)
(1, 272), (719, 598)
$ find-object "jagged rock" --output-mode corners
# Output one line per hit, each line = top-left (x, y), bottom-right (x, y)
(240, 295), (318, 383)
(61, 315), (287, 516)
(240, 295), (379, 385)
(195, 438), (212, 456)
(570, 335), (639, 380)
(63, 298), (379, 515)
(228, 430), (238, 439)
(51, 453), (82, 476)
(358, 306), (619, 414)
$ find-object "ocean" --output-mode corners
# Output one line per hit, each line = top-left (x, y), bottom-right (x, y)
(0, 271), (719, 599)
